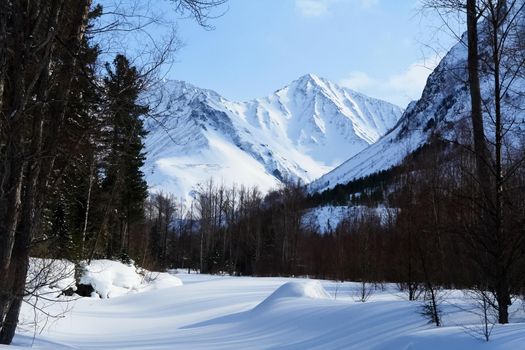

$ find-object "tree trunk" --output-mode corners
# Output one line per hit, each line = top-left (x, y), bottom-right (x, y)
(80, 157), (95, 259)
(0, 242), (29, 344)
(0, 291), (22, 344)
(467, 0), (493, 203)
(0, 0), (7, 114)
(0, 0), (92, 343)
(496, 282), (511, 324)
(0, 69), (46, 342)
(489, 1), (510, 324)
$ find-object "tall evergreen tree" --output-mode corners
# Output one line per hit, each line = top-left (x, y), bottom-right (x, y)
(51, 198), (73, 259)
(101, 54), (149, 258)
(46, 6), (104, 262)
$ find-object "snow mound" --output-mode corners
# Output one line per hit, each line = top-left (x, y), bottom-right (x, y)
(255, 281), (330, 310)
(141, 271), (183, 291)
(79, 260), (183, 298)
(80, 260), (142, 298)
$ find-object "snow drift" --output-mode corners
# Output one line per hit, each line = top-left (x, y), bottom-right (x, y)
(80, 260), (183, 298)
(254, 280), (330, 310)
(12, 271), (525, 349)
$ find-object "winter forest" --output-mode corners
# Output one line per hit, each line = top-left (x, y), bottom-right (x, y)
(1, 0), (525, 349)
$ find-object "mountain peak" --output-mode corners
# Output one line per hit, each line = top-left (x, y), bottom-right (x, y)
(160, 79), (224, 103)
(298, 73), (322, 81)
(285, 74), (369, 104)
(146, 76), (404, 198)
(293, 73), (327, 88)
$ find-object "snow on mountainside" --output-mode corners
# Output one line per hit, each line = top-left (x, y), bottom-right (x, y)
(145, 74), (403, 198)
(302, 205), (397, 233)
(310, 32), (525, 193)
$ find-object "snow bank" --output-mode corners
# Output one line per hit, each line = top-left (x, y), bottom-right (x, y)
(255, 281), (330, 310)
(140, 271), (183, 291)
(80, 260), (142, 298)
(79, 260), (182, 298)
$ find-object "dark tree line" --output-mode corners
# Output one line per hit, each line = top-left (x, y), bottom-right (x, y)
(141, 132), (524, 328)
(141, 180), (307, 276)
(307, 142), (449, 207)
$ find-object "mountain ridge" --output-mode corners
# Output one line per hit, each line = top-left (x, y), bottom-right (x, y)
(144, 74), (403, 198)
(308, 39), (469, 193)
(309, 30), (525, 194)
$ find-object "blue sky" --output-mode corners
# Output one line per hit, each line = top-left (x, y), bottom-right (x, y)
(144, 0), (462, 108)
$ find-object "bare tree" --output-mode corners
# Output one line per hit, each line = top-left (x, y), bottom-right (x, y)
(423, 0), (525, 325)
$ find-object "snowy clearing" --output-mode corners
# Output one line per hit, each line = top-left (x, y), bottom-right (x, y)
(5, 263), (525, 349)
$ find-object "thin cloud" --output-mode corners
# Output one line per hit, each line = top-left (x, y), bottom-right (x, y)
(295, 0), (378, 17)
(339, 55), (441, 107)
(295, 0), (329, 17)
(358, 0), (378, 8)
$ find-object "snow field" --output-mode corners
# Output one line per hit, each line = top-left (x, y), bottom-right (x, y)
(7, 262), (525, 349)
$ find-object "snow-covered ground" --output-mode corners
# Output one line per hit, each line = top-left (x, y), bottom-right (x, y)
(6, 261), (525, 349)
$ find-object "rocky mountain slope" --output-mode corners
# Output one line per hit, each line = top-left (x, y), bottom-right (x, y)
(310, 32), (525, 193)
(144, 74), (403, 198)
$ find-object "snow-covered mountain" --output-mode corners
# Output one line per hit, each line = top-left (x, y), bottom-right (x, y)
(310, 33), (525, 193)
(145, 74), (403, 198)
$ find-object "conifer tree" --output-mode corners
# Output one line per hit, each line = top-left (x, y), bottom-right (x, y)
(102, 54), (149, 258)
(51, 199), (73, 259)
